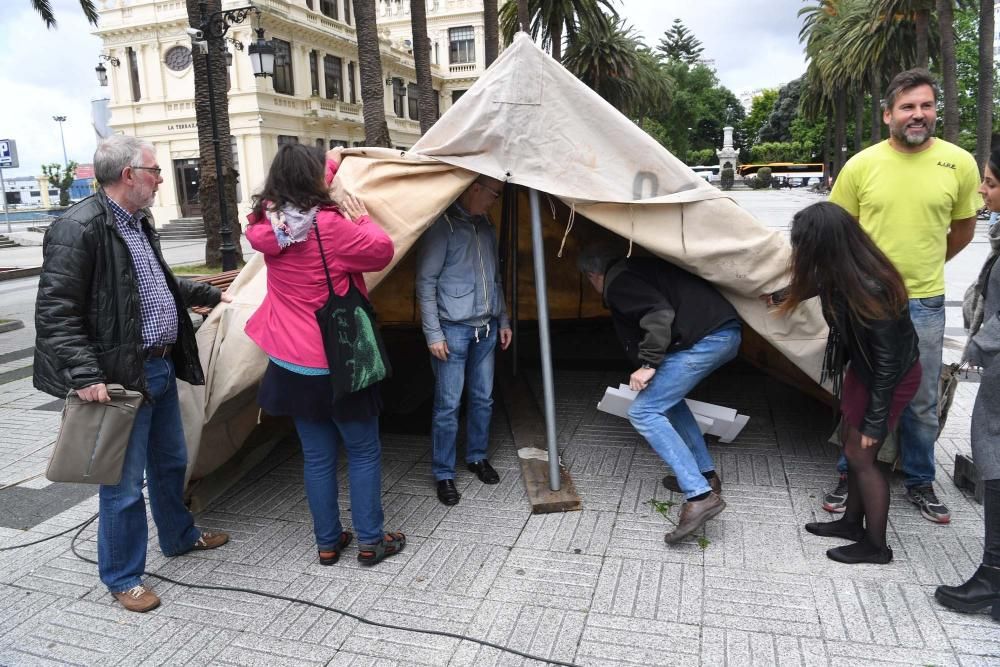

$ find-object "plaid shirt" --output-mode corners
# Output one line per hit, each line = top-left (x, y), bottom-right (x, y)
(107, 196), (178, 349)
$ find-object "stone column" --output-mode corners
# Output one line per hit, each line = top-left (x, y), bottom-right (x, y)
(36, 176), (51, 209)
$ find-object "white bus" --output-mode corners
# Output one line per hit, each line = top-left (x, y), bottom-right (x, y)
(690, 166), (720, 182)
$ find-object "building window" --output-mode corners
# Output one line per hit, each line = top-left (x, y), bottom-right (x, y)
(320, 0), (338, 19)
(343, 0), (351, 24)
(231, 136), (241, 203)
(310, 50), (320, 95)
(392, 78), (406, 118)
(324, 55), (343, 100)
(330, 139), (348, 149)
(305, 0), (313, 8)
(452, 89), (466, 103)
(272, 39), (294, 95)
(408, 82), (419, 120)
(347, 62), (357, 103)
(449, 26), (475, 64)
(126, 46), (141, 101)
(277, 135), (299, 147)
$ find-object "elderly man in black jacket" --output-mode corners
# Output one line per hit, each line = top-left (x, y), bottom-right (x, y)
(578, 245), (742, 544)
(34, 135), (231, 613)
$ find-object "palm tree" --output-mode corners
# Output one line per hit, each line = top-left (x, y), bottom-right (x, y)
(977, 0), (994, 168)
(517, 0), (530, 31)
(409, 0), (437, 134)
(561, 16), (638, 111)
(873, 0), (935, 68)
(937, 0), (959, 142)
(499, 0), (618, 62)
(186, 0), (243, 268)
(353, 0), (391, 146)
(30, 0), (98, 28)
(484, 0), (500, 65)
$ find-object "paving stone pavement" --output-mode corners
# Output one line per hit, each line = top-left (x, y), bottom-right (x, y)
(1, 194), (997, 666)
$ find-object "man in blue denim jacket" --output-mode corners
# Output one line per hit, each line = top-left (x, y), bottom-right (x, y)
(416, 175), (513, 505)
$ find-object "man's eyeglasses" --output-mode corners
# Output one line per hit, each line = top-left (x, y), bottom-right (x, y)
(132, 166), (162, 176)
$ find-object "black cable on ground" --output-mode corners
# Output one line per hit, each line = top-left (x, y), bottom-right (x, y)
(1, 510), (580, 667)
(65, 521), (579, 667)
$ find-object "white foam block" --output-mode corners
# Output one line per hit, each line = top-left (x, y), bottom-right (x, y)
(718, 414), (750, 443)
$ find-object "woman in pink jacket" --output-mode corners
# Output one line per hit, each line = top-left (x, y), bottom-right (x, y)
(245, 144), (404, 566)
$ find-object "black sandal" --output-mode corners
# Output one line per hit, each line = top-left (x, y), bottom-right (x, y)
(357, 532), (406, 566)
(318, 531), (353, 565)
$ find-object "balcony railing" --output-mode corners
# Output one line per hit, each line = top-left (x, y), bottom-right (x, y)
(448, 63), (477, 74)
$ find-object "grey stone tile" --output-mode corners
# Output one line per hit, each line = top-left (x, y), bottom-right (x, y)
(338, 623), (460, 666)
(824, 641), (960, 665)
(606, 514), (706, 565)
(430, 498), (529, 547)
(486, 548), (601, 612)
(702, 566), (821, 638)
(393, 537), (507, 598)
(577, 612), (701, 666)
(209, 631), (339, 666)
(448, 601), (585, 667)
(591, 558), (702, 623)
(513, 509), (614, 556)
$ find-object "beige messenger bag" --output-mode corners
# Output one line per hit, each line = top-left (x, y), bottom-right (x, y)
(46, 384), (144, 485)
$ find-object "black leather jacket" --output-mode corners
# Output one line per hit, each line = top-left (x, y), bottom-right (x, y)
(826, 292), (920, 440)
(33, 191), (221, 398)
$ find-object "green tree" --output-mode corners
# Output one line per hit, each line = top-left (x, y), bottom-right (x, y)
(499, 0), (618, 62)
(41, 162), (78, 207)
(657, 18), (704, 65)
(741, 88), (778, 152)
(976, 0), (994, 168)
(30, 0), (97, 28)
(562, 16), (672, 120)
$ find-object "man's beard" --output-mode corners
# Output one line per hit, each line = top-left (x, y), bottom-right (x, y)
(891, 118), (936, 146)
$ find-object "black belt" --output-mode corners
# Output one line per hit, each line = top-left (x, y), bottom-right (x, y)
(145, 344), (173, 359)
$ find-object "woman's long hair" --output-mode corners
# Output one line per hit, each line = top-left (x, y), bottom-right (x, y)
(251, 144), (335, 215)
(989, 147), (1000, 183)
(777, 201), (908, 322)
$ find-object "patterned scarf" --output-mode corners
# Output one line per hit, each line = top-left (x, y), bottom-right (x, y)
(267, 205), (318, 249)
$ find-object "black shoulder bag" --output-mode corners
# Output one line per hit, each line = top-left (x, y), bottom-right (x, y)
(313, 221), (392, 402)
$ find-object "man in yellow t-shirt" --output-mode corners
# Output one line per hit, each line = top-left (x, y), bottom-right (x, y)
(824, 68), (979, 525)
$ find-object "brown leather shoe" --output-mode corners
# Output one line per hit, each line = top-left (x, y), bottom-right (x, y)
(190, 530), (229, 551)
(664, 492), (725, 545)
(113, 584), (161, 613)
(662, 474), (722, 496)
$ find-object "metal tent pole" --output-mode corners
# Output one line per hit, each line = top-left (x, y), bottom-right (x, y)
(528, 188), (559, 490)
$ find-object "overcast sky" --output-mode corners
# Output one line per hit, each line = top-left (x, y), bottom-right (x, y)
(0, 0), (807, 180)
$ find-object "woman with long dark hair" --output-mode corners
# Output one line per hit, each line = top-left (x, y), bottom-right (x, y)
(244, 144), (405, 566)
(769, 201), (921, 564)
(936, 148), (1000, 617)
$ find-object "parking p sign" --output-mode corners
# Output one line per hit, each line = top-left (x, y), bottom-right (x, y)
(0, 140), (18, 169)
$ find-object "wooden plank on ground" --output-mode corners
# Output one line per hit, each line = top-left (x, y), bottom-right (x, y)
(496, 365), (581, 514)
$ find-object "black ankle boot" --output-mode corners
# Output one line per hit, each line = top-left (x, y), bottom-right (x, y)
(936, 564), (1000, 619)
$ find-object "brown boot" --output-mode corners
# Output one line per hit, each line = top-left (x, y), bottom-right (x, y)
(662, 474), (722, 496)
(665, 492), (725, 545)
(113, 584), (161, 613)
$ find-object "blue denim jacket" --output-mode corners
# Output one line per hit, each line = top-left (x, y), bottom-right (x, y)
(415, 203), (510, 345)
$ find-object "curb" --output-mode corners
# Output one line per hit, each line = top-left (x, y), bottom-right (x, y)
(0, 267), (42, 282)
(0, 319), (25, 334)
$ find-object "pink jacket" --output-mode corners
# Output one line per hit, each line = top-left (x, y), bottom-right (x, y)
(244, 160), (394, 368)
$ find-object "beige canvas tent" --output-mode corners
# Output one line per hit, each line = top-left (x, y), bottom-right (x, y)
(179, 34), (829, 484)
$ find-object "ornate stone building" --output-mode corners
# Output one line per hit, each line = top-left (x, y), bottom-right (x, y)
(94, 0), (487, 224)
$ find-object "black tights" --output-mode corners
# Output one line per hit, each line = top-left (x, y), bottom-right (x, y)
(841, 422), (889, 549)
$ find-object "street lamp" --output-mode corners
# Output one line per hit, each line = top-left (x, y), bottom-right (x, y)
(196, 1), (274, 271)
(52, 115), (68, 169)
(95, 54), (120, 87)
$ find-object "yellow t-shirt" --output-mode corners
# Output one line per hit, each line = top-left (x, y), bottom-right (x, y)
(828, 139), (980, 298)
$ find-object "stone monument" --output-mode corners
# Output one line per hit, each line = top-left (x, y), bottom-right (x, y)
(716, 126), (738, 174)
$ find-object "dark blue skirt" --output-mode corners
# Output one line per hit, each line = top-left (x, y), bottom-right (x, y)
(257, 361), (382, 422)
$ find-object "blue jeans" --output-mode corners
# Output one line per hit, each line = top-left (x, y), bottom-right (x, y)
(430, 320), (497, 481)
(98, 358), (200, 593)
(627, 323), (742, 499)
(836, 295), (944, 488)
(293, 416), (384, 547)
